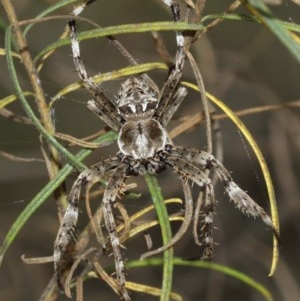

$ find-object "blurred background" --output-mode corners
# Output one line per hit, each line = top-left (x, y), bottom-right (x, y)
(0, 0), (299, 300)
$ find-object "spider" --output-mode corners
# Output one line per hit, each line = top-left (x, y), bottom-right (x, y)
(54, 0), (279, 300)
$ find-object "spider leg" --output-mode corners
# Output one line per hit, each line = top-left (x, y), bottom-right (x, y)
(199, 184), (216, 258)
(70, 0), (97, 17)
(54, 157), (120, 290)
(160, 86), (187, 127)
(165, 145), (280, 240)
(140, 178), (193, 259)
(68, 16), (123, 131)
(162, 152), (216, 257)
(155, 1), (186, 126)
(101, 162), (131, 301)
(72, 0), (160, 96)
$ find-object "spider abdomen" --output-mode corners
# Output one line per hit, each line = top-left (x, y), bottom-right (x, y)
(118, 119), (167, 159)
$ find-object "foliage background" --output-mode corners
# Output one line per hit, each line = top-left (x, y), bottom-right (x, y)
(0, 0), (299, 300)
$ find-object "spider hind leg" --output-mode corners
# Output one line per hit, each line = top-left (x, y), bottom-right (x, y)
(163, 145), (279, 255)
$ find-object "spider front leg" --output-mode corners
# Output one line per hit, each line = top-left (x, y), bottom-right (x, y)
(54, 157), (120, 291)
(68, 14), (123, 131)
(70, 0), (97, 17)
(156, 0), (186, 125)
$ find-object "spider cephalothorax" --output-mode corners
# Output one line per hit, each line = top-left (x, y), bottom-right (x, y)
(54, 1), (279, 300)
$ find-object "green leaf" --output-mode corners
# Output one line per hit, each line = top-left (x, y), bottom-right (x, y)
(23, 0), (78, 35)
(144, 174), (173, 301)
(241, 0), (300, 62)
(128, 257), (273, 301)
(34, 21), (205, 63)
(202, 13), (300, 33)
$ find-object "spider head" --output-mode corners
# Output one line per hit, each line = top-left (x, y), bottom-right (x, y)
(117, 77), (158, 121)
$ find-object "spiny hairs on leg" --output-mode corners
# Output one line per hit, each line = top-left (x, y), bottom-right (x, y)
(164, 145), (280, 244)
(210, 160), (280, 240)
(101, 163), (130, 301)
(54, 171), (88, 290)
(199, 184), (216, 258)
(54, 158), (120, 291)
(161, 150), (216, 257)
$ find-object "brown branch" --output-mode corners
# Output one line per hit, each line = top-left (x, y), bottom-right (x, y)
(1, 0), (67, 216)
